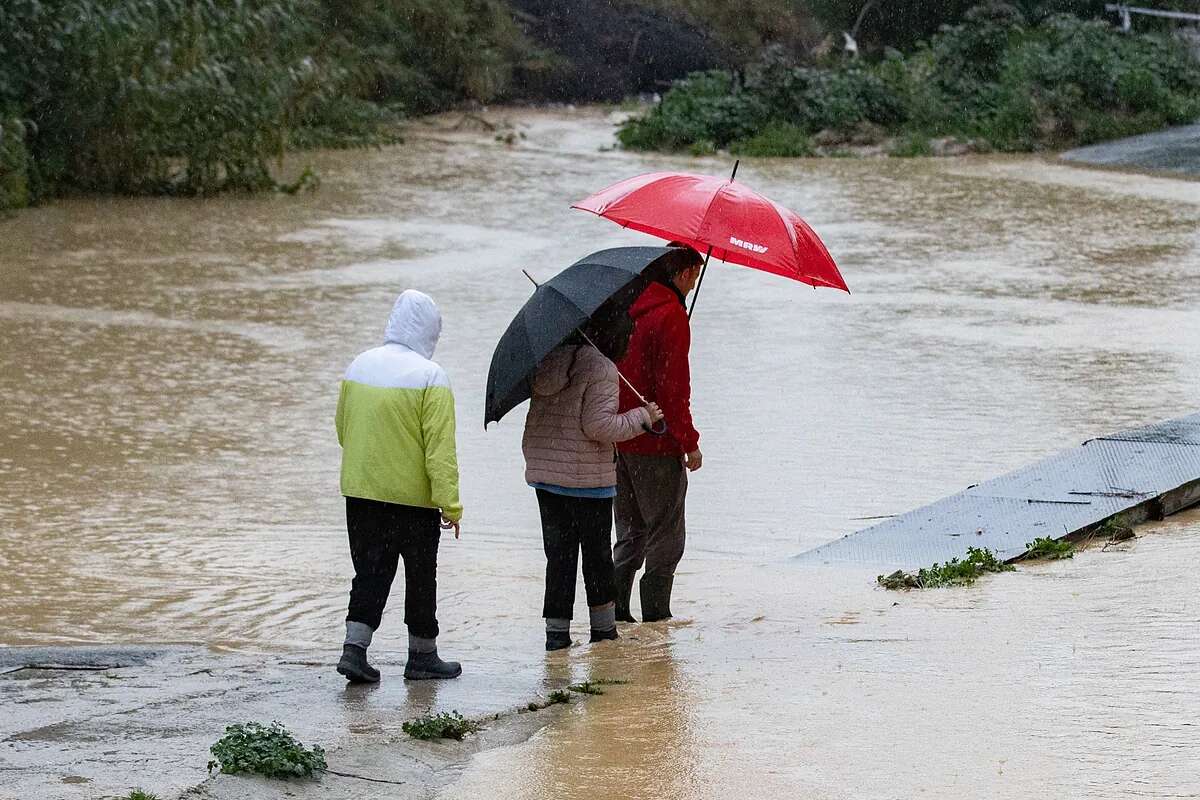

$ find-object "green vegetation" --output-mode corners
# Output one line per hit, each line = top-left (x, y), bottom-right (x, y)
(124, 791), (160, 800)
(401, 711), (481, 741)
(207, 721), (327, 779)
(1023, 536), (1075, 559)
(730, 122), (816, 157)
(0, 0), (544, 211)
(567, 681), (606, 695)
(620, 3), (1200, 158)
(877, 546), (1015, 589)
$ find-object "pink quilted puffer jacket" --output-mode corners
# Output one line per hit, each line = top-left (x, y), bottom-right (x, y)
(523, 345), (652, 489)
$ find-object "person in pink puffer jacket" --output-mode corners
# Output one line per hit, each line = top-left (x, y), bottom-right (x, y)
(523, 306), (663, 651)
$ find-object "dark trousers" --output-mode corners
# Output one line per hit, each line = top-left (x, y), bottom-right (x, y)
(614, 453), (687, 617)
(345, 497), (441, 640)
(536, 489), (616, 620)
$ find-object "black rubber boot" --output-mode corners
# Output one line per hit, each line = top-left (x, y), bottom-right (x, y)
(336, 644), (380, 684)
(589, 627), (619, 643)
(613, 564), (638, 623)
(403, 649), (462, 680)
(545, 632), (572, 651)
(639, 575), (674, 622)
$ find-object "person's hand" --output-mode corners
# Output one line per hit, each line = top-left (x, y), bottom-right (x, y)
(644, 402), (664, 424)
(441, 515), (461, 539)
(685, 449), (703, 472)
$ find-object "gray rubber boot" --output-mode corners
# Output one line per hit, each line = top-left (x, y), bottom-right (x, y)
(337, 644), (380, 683)
(404, 649), (462, 680)
(639, 575), (674, 622)
(613, 564), (638, 623)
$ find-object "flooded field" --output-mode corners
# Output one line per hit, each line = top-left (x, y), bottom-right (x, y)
(2, 108), (1199, 799)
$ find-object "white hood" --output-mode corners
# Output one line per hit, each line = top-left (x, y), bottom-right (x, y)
(384, 290), (442, 359)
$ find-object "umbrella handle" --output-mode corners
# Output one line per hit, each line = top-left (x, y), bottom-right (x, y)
(643, 419), (668, 436)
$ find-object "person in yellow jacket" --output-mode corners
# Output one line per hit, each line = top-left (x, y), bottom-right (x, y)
(335, 290), (463, 682)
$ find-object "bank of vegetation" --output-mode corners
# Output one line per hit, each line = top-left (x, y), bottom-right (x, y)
(619, 3), (1200, 158)
(3, 0), (1197, 212)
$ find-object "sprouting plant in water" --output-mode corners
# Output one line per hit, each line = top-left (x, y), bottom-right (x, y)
(124, 791), (160, 800)
(1023, 536), (1075, 560)
(567, 682), (605, 695)
(547, 689), (572, 705)
(207, 721), (326, 779)
(401, 711), (480, 741)
(877, 546), (1014, 590)
(592, 678), (630, 686)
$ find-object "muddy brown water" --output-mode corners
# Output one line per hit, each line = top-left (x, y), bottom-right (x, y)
(2, 108), (1199, 798)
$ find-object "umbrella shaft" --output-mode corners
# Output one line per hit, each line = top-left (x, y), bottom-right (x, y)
(576, 328), (647, 405)
(523, 268), (648, 405)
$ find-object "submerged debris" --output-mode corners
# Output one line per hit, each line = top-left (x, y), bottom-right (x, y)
(877, 547), (1014, 590)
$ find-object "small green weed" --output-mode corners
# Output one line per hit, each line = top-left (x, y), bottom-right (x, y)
(401, 711), (480, 741)
(567, 682), (605, 695)
(124, 791), (160, 800)
(207, 721), (326, 779)
(548, 689), (572, 704)
(1023, 536), (1074, 560)
(878, 547), (1014, 590)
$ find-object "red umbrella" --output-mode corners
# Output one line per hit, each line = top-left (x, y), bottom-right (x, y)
(571, 161), (848, 314)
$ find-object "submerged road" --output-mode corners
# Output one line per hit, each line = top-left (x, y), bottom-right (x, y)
(1061, 123), (1200, 176)
(801, 411), (1200, 568)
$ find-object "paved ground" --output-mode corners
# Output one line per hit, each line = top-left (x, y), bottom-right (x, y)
(1061, 124), (1200, 176)
(0, 644), (576, 800)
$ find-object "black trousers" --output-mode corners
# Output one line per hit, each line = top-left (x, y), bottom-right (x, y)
(537, 489), (615, 620)
(345, 497), (441, 640)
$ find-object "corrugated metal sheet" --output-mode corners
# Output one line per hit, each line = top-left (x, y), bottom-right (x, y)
(798, 412), (1200, 569)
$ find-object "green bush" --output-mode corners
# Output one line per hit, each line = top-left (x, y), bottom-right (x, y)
(888, 132), (934, 157)
(619, 4), (1200, 157)
(731, 122), (814, 156)
(208, 721), (327, 780)
(0, 0), (540, 206)
(0, 0), (376, 199)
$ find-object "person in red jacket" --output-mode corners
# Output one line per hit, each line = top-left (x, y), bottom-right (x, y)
(613, 244), (704, 622)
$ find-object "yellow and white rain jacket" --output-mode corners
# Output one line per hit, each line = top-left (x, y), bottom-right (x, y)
(335, 290), (462, 522)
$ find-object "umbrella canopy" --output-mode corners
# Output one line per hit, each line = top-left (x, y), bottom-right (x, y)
(485, 246), (687, 427)
(571, 169), (848, 292)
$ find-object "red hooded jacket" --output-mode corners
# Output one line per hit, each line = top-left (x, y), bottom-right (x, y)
(616, 281), (700, 457)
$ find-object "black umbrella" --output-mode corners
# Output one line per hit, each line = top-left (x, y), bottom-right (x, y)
(485, 246), (688, 427)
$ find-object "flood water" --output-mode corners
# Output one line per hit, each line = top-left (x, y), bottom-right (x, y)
(2, 108), (1199, 798)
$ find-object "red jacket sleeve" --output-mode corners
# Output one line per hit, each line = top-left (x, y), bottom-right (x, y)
(652, 306), (700, 453)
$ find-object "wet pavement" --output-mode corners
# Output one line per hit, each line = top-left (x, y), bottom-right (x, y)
(1062, 123), (1200, 176)
(2, 108), (1200, 798)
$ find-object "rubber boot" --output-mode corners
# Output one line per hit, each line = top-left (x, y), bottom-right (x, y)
(613, 563), (638, 623)
(336, 644), (380, 684)
(589, 627), (619, 643)
(545, 631), (572, 651)
(404, 649), (462, 680)
(639, 575), (674, 622)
